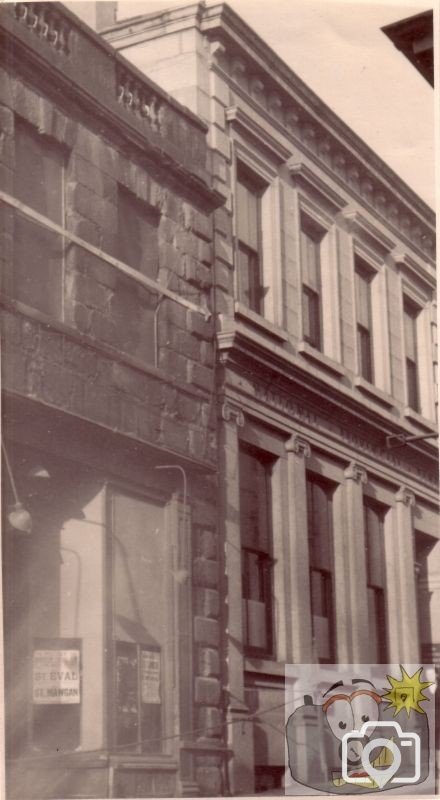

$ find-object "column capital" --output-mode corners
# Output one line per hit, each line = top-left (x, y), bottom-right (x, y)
(395, 486), (415, 507)
(285, 434), (311, 458)
(220, 400), (244, 428)
(344, 461), (367, 483)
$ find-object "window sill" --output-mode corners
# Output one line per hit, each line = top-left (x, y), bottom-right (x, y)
(244, 656), (285, 677)
(354, 377), (395, 409)
(298, 342), (345, 377)
(234, 301), (288, 342)
(403, 406), (438, 433)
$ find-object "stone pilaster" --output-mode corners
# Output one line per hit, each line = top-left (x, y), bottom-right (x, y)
(394, 487), (419, 661)
(341, 462), (369, 662)
(285, 434), (313, 664)
(218, 400), (254, 795)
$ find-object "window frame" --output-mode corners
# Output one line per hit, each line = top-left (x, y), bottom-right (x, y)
(238, 443), (275, 658)
(106, 483), (177, 758)
(232, 143), (282, 327)
(306, 473), (336, 665)
(403, 296), (420, 412)
(12, 116), (66, 320)
(300, 212), (325, 351)
(354, 256), (375, 383)
(117, 184), (160, 278)
(363, 499), (388, 664)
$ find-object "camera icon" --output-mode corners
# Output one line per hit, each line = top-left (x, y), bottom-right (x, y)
(342, 720), (421, 789)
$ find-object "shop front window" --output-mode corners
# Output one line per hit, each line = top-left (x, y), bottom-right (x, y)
(111, 490), (169, 752)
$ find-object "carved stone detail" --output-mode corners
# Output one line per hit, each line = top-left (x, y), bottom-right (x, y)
(395, 486), (416, 507)
(250, 77), (265, 105)
(116, 67), (162, 131)
(344, 461), (368, 483)
(231, 57), (247, 89)
(220, 401), (245, 428)
(14, 3), (70, 55)
(208, 40), (227, 68)
(285, 434), (311, 458)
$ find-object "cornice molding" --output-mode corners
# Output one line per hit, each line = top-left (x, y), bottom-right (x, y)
(392, 248), (436, 291)
(226, 105), (291, 163)
(342, 208), (396, 255)
(201, 17), (435, 263)
(288, 160), (346, 212)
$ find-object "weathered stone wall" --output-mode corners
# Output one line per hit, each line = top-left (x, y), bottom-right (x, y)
(0, 5), (226, 796)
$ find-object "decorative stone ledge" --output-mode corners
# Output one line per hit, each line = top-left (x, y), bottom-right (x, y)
(234, 301), (289, 342)
(354, 376), (395, 409)
(288, 159), (346, 211)
(298, 341), (346, 378)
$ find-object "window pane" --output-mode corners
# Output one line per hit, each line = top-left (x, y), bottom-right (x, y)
(238, 244), (262, 313)
(302, 287), (321, 349)
(406, 358), (419, 411)
(118, 189), (159, 278)
(236, 170), (260, 251)
(13, 121), (64, 317)
(112, 492), (166, 751)
(115, 641), (139, 747)
(364, 504), (384, 588)
(355, 269), (371, 330)
(239, 448), (271, 553)
(307, 479), (331, 569)
(403, 303), (417, 360)
(13, 215), (63, 317)
(239, 447), (273, 654)
(364, 502), (388, 663)
(300, 229), (320, 291)
(357, 325), (373, 382)
(307, 478), (334, 663)
(15, 120), (63, 223)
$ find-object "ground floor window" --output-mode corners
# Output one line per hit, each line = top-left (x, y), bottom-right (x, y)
(110, 489), (169, 753)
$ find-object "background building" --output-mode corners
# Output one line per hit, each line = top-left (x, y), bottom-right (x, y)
(382, 9), (434, 87)
(102, 1), (438, 794)
(0, 3), (223, 798)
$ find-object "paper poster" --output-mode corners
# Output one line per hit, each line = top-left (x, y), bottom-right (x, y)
(33, 649), (80, 704)
(141, 649), (161, 704)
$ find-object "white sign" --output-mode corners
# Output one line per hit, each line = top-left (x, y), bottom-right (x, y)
(33, 649), (80, 704)
(141, 650), (161, 704)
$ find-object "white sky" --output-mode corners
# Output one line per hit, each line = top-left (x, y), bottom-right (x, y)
(116, 0), (436, 209)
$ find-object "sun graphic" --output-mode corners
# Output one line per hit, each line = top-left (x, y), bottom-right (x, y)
(382, 666), (433, 717)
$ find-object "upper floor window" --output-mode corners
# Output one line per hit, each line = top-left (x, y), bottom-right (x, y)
(114, 187), (160, 364)
(306, 475), (335, 663)
(403, 298), (420, 412)
(235, 163), (265, 315)
(300, 214), (324, 350)
(13, 118), (64, 317)
(364, 501), (388, 663)
(355, 258), (374, 382)
(118, 186), (159, 278)
(239, 444), (274, 656)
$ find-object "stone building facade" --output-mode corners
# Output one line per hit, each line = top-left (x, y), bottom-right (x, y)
(0, 4), (224, 798)
(102, 1), (439, 794)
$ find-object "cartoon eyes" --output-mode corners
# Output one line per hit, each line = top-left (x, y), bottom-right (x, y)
(326, 699), (354, 741)
(351, 693), (379, 733)
(324, 691), (380, 740)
